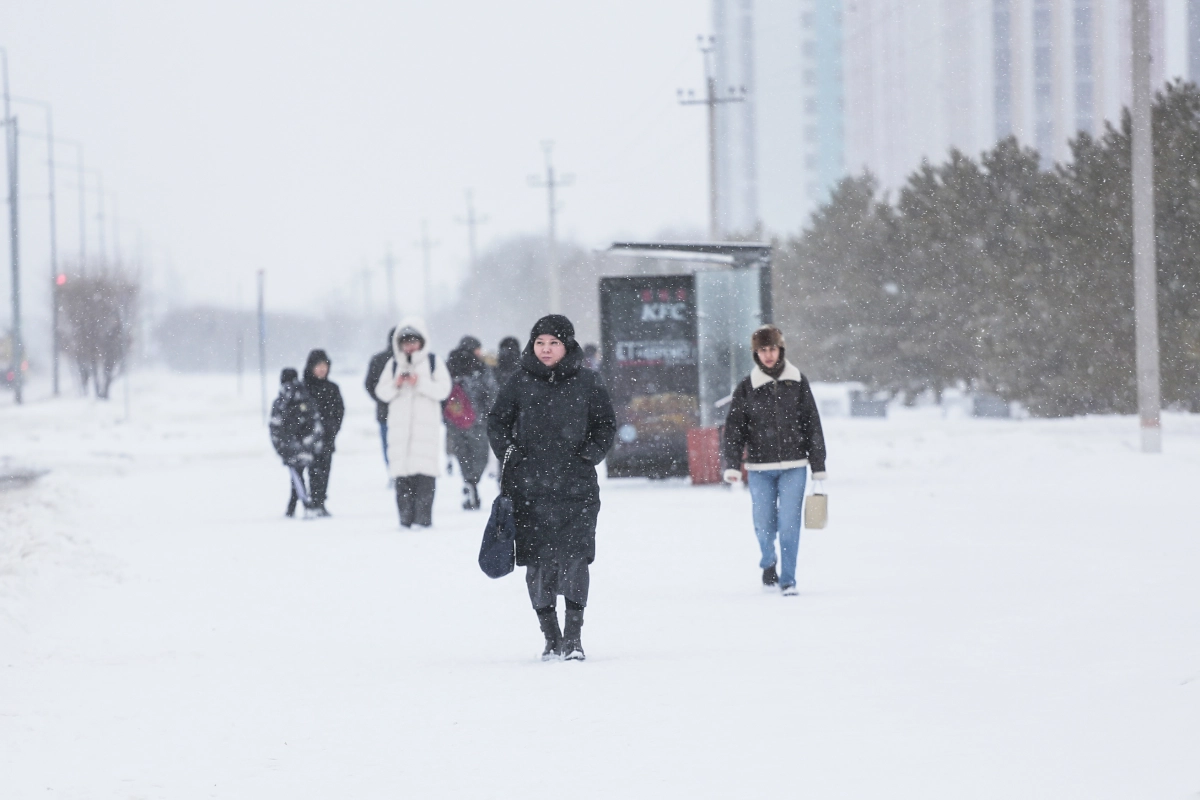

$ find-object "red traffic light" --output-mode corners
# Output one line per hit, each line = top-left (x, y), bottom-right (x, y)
(55, 274), (67, 286)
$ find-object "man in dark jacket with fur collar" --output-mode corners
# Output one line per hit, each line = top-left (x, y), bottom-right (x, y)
(723, 324), (827, 596)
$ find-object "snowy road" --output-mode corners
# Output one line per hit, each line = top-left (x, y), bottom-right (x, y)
(2, 373), (1199, 798)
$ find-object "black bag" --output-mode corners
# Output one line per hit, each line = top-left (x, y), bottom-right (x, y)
(478, 446), (517, 579)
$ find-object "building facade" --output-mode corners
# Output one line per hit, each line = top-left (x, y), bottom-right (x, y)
(713, 0), (1196, 237)
(713, 0), (845, 238)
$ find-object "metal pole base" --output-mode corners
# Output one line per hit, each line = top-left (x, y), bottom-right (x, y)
(1141, 424), (1162, 454)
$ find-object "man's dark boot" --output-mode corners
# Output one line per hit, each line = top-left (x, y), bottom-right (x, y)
(762, 564), (779, 587)
(562, 606), (585, 661)
(536, 607), (562, 661)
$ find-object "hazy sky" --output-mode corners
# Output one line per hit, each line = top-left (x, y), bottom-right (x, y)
(3, 1), (711, 314)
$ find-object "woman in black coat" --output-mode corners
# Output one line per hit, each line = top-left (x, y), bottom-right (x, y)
(487, 315), (616, 661)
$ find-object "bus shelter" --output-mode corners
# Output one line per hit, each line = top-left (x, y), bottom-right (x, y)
(599, 242), (772, 479)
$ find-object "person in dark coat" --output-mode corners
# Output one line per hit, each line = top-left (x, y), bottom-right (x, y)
(493, 335), (522, 389)
(269, 368), (325, 517)
(445, 335), (498, 510)
(365, 327), (397, 471)
(487, 315), (616, 661)
(722, 324), (827, 596)
(302, 349), (345, 517)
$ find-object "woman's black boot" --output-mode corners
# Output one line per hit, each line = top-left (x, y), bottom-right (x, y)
(562, 605), (585, 661)
(536, 607), (561, 661)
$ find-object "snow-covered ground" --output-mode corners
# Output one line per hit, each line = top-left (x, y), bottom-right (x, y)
(2, 371), (1198, 799)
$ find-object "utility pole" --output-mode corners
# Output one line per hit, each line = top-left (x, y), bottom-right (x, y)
(678, 35), (746, 241)
(13, 98), (60, 395)
(381, 245), (397, 321)
(1131, 0), (1161, 453)
(257, 270), (267, 424)
(359, 258), (372, 316)
(456, 189), (488, 325)
(3, 48), (23, 404)
(527, 142), (573, 314)
(413, 220), (439, 319)
(94, 170), (106, 266)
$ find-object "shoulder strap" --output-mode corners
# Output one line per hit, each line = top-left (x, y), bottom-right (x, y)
(428, 352), (437, 372)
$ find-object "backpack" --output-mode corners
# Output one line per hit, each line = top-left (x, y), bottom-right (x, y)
(443, 380), (476, 430)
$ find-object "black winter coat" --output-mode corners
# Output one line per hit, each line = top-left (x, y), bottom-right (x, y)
(487, 344), (616, 566)
(723, 361), (827, 473)
(269, 380), (326, 469)
(365, 348), (392, 423)
(304, 353), (345, 449)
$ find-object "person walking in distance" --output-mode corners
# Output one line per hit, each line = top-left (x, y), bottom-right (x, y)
(723, 325), (827, 596)
(374, 319), (452, 527)
(445, 335), (498, 510)
(493, 336), (522, 388)
(365, 327), (397, 474)
(269, 368), (325, 518)
(488, 315), (616, 661)
(302, 349), (344, 517)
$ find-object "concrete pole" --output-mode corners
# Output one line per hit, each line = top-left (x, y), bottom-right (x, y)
(1131, 0), (1162, 452)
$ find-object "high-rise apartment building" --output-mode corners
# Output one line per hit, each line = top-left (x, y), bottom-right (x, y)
(713, 0), (845, 238)
(711, 0), (1195, 237)
(845, 0), (1185, 182)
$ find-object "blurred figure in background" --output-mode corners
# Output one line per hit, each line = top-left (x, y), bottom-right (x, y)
(493, 336), (522, 389)
(269, 367), (325, 518)
(582, 343), (601, 371)
(365, 327), (398, 474)
(375, 319), (452, 528)
(302, 349), (344, 517)
(445, 335), (498, 510)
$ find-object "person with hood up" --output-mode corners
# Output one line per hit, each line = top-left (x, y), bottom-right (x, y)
(722, 324), (827, 596)
(269, 367), (326, 517)
(445, 335), (498, 510)
(302, 349), (344, 517)
(365, 327), (398, 471)
(487, 314), (616, 661)
(493, 336), (522, 389)
(374, 319), (453, 527)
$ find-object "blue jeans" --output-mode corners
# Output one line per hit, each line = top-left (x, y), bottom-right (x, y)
(746, 467), (808, 588)
(379, 420), (389, 466)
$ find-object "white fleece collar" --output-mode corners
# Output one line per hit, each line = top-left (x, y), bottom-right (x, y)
(750, 360), (802, 388)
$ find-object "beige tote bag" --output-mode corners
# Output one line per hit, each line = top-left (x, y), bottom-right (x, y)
(805, 490), (828, 529)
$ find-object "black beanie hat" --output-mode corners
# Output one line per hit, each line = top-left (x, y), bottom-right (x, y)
(529, 314), (575, 345)
(280, 367), (299, 384)
(458, 335), (482, 352)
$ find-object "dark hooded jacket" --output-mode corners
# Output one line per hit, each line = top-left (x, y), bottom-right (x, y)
(365, 328), (396, 424)
(493, 336), (522, 390)
(447, 340), (498, 430)
(269, 371), (326, 469)
(303, 349), (345, 449)
(487, 339), (616, 566)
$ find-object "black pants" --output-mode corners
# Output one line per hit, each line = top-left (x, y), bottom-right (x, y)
(525, 557), (590, 609)
(394, 474), (436, 527)
(308, 451), (333, 507)
(447, 427), (489, 486)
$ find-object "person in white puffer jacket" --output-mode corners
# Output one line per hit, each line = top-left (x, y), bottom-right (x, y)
(374, 319), (452, 527)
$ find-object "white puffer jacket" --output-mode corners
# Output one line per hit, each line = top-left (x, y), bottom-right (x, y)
(374, 319), (452, 478)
